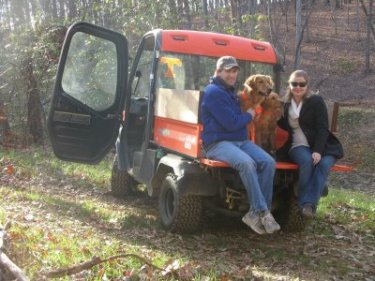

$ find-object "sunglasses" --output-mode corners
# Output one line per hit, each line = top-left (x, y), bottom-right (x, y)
(290, 82), (307, 88)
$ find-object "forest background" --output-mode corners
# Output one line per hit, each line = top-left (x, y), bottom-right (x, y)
(0, 0), (374, 280)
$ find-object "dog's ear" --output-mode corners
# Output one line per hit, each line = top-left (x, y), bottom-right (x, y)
(266, 75), (274, 88)
(248, 75), (258, 90)
(243, 82), (251, 93)
(243, 76), (253, 93)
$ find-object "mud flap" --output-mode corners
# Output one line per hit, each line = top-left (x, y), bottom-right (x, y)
(155, 153), (218, 197)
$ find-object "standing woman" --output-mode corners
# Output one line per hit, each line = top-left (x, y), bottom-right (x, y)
(277, 70), (344, 218)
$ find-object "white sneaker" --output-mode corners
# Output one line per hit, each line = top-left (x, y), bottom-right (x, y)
(260, 211), (281, 234)
(242, 211), (266, 235)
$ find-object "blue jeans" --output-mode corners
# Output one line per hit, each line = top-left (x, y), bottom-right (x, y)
(289, 146), (336, 210)
(205, 140), (275, 212)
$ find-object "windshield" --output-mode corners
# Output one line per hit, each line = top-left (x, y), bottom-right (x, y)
(156, 52), (275, 92)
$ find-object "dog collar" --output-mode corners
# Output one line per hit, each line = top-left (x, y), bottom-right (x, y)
(255, 105), (263, 115)
(240, 90), (249, 101)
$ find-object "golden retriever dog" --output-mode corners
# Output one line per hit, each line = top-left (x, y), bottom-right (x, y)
(238, 74), (282, 154)
(239, 74), (274, 112)
(253, 92), (283, 154)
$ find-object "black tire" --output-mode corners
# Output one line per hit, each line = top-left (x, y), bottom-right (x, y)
(158, 173), (203, 233)
(275, 193), (310, 233)
(111, 157), (136, 198)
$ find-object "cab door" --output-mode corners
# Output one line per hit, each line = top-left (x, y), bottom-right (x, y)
(47, 22), (128, 164)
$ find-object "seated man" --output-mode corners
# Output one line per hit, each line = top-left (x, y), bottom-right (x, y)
(200, 56), (280, 235)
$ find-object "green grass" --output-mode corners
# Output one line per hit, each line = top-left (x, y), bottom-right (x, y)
(0, 184), (174, 279)
(0, 207), (6, 225)
(318, 188), (375, 233)
(0, 147), (184, 279)
(1, 108), (375, 281)
(7, 222), (167, 280)
(0, 146), (113, 187)
(120, 213), (158, 229)
(334, 57), (357, 75)
(1, 187), (124, 224)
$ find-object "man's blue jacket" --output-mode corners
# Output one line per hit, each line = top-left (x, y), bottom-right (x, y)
(200, 76), (252, 147)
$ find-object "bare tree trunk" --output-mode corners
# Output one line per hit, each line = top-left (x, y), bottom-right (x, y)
(230, 0), (242, 35)
(213, 0), (220, 20)
(0, 101), (11, 146)
(23, 0), (32, 29)
(330, 0), (339, 35)
(41, 0), (52, 21)
(30, 0), (39, 26)
(267, 0), (274, 43)
(295, 0), (302, 69)
(305, 0), (312, 42)
(68, 0), (77, 19)
(4, 0), (13, 30)
(202, 0), (209, 28)
(183, 0), (192, 29)
(360, 0), (375, 44)
(58, 0), (65, 19)
(92, 0), (100, 25)
(22, 58), (44, 145)
(177, 0), (184, 28)
(51, 0), (58, 19)
(247, 0), (258, 37)
(10, 0), (27, 29)
(169, 0), (179, 28)
(294, 0), (314, 69)
(347, 0), (350, 28)
(279, 0), (290, 32)
(237, 0), (243, 34)
(366, 0), (373, 73)
(355, 0), (361, 41)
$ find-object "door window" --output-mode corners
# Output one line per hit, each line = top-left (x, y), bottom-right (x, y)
(61, 32), (118, 111)
(131, 37), (155, 99)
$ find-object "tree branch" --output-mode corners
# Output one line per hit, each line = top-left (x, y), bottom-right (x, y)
(41, 254), (164, 279)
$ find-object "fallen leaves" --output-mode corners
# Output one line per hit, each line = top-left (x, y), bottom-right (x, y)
(1, 151), (375, 280)
(6, 164), (15, 176)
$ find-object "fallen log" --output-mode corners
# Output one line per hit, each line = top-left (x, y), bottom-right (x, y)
(0, 224), (29, 281)
(0, 252), (29, 281)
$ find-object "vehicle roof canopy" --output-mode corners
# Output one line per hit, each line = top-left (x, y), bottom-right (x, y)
(159, 30), (277, 64)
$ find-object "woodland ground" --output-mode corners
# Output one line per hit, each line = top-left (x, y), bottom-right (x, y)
(276, 1), (375, 102)
(0, 103), (374, 280)
(0, 123), (374, 280)
(0, 2), (375, 281)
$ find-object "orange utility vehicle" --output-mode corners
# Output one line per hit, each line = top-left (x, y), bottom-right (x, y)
(48, 22), (351, 233)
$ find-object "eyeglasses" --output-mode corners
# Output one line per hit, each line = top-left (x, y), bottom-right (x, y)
(290, 82), (307, 88)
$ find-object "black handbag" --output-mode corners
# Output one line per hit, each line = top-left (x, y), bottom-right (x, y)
(324, 132), (344, 159)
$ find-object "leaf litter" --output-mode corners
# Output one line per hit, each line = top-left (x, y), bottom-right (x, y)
(0, 155), (374, 280)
